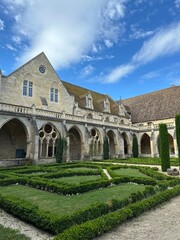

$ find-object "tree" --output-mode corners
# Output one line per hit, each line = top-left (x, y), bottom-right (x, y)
(159, 124), (170, 172)
(132, 134), (138, 158)
(175, 114), (180, 169)
(103, 136), (109, 160)
(55, 137), (67, 163)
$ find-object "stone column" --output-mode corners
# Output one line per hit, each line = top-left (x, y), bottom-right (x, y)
(174, 137), (178, 158)
(46, 139), (49, 157)
(52, 140), (56, 157)
(66, 136), (70, 162)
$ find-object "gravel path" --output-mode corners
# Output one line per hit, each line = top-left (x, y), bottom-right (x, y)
(0, 209), (54, 240)
(95, 195), (180, 240)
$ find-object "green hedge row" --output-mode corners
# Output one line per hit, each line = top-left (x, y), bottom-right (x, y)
(0, 185), (155, 234)
(112, 176), (157, 186)
(42, 169), (101, 179)
(106, 165), (172, 181)
(55, 186), (180, 240)
(17, 177), (111, 195)
(0, 194), (54, 233)
(138, 167), (172, 180)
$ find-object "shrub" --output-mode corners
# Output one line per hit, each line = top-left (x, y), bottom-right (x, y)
(54, 186), (180, 240)
(55, 137), (67, 163)
(175, 114), (180, 168)
(132, 134), (138, 158)
(159, 124), (170, 171)
(103, 137), (109, 160)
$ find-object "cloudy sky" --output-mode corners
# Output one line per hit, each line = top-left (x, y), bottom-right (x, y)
(0, 0), (180, 99)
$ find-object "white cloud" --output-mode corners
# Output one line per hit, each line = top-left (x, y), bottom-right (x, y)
(12, 36), (21, 44)
(104, 22), (180, 83)
(81, 65), (95, 77)
(132, 23), (180, 64)
(0, 19), (4, 30)
(6, 44), (16, 51)
(175, 0), (180, 8)
(129, 25), (154, 40)
(3, 0), (126, 69)
(104, 39), (113, 48)
(103, 64), (135, 83)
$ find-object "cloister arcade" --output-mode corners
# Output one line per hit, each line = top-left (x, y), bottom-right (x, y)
(0, 117), (177, 163)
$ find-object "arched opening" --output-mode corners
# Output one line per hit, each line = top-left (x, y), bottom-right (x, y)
(39, 123), (59, 158)
(107, 130), (116, 158)
(121, 132), (129, 154)
(68, 127), (81, 161)
(0, 119), (27, 159)
(105, 117), (109, 122)
(87, 113), (93, 119)
(168, 133), (175, 155)
(89, 128), (101, 157)
(141, 133), (151, 154)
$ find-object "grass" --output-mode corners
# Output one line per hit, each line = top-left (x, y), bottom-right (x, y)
(113, 168), (152, 178)
(0, 184), (145, 217)
(52, 175), (102, 184)
(0, 224), (30, 240)
(101, 157), (179, 166)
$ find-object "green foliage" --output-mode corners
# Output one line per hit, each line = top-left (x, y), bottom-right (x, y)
(0, 224), (30, 240)
(55, 137), (67, 163)
(102, 157), (179, 166)
(175, 114), (180, 167)
(159, 124), (170, 171)
(132, 134), (138, 158)
(103, 136), (109, 160)
(55, 186), (180, 240)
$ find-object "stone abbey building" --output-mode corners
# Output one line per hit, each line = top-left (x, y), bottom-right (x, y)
(0, 52), (179, 166)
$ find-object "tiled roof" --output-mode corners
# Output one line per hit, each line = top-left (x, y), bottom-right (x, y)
(122, 86), (180, 123)
(62, 80), (125, 116)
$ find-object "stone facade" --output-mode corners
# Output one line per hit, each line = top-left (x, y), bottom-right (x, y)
(0, 52), (179, 166)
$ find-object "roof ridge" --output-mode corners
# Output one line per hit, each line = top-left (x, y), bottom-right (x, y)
(123, 85), (180, 101)
(62, 80), (107, 97)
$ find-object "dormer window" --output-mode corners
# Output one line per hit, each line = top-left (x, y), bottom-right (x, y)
(87, 98), (92, 107)
(23, 80), (33, 97)
(85, 92), (93, 109)
(104, 98), (110, 113)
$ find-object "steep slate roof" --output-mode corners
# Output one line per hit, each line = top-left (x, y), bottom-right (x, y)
(122, 86), (180, 123)
(62, 80), (126, 116)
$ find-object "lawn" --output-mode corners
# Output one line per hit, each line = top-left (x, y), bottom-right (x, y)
(113, 168), (152, 178)
(52, 175), (102, 184)
(105, 157), (179, 166)
(0, 224), (30, 240)
(0, 183), (145, 216)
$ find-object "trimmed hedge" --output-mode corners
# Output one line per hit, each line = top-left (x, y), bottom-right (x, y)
(138, 167), (171, 180)
(0, 185), (155, 234)
(55, 186), (180, 240)
(42, 169), (101, 179)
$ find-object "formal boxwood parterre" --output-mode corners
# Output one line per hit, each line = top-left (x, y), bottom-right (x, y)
(0, 161), (180, 240)
(54, 186), (180, 240)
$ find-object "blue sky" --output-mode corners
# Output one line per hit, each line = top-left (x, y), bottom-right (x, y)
(0, 0), (180, 100)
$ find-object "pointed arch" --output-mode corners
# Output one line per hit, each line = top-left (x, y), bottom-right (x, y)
(141, 133), (151, 154)
(107, 130), (116, 158)
(168, 133), (175, 155)
(89, 128), (102, 157)
(0, 118), (28, 159)
(38, 123), (60, 158)
(121, 132), (130, 154)
(68, 126), (82, 161)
